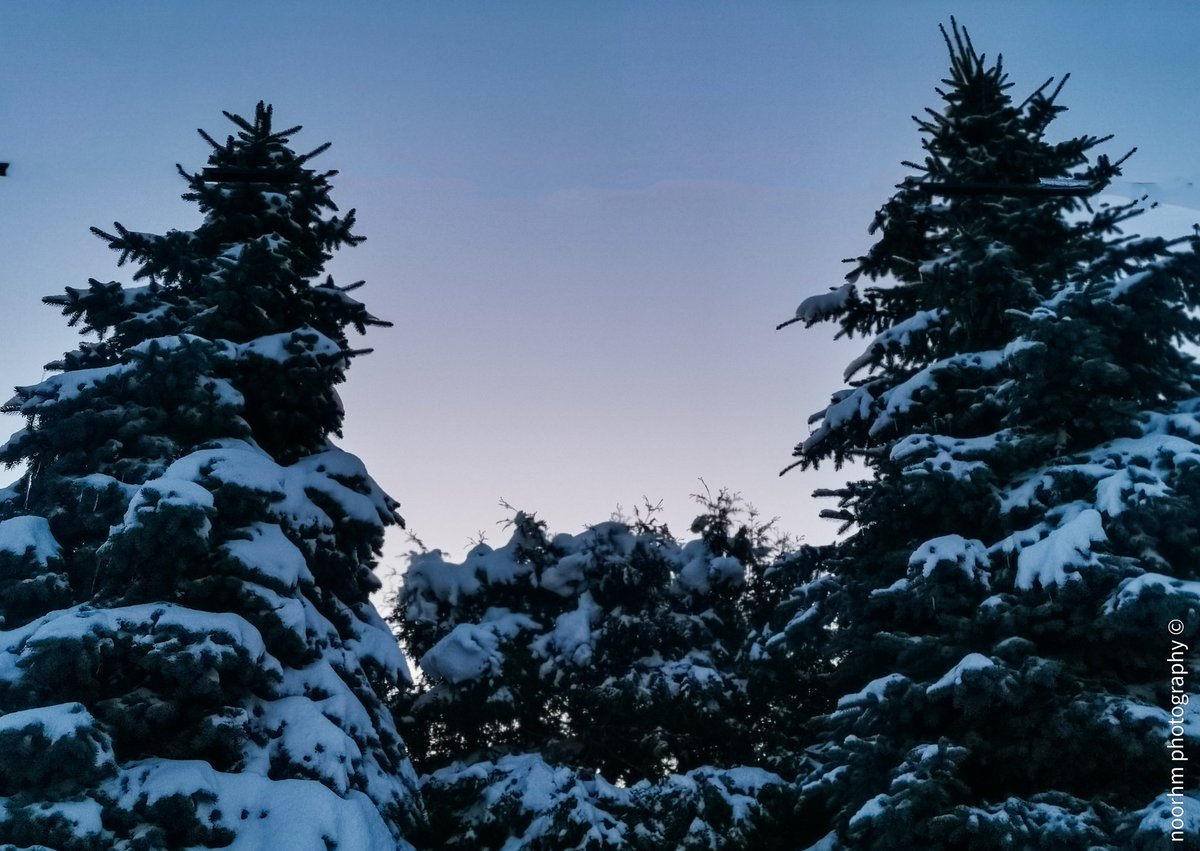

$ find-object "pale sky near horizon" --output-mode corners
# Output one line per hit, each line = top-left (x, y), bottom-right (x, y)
(3, 2), (1200, 576)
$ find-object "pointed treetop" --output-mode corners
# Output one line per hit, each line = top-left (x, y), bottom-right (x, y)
(195, 102), (331, 184)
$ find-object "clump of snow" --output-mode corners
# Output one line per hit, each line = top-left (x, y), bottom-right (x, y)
(1001, 413), (1200, 519)
(890, 431), (1003, 480)
(0, 701), (103, 745)
(0, 515), (61, 565)
(655, 652), (728, 698)
(540, 551), (590, 595)
(837, 673), (910, 709)
(119, 474), (215, 533)
(424, 754), (786, 849)
(145, 439), (395, 533)
(1105, 694), (1200, 742)
(0, 603), (283, 685)
(848, 793), (888, 830)
(425, 754), (629, 849)
(908, 534), (990, 584)
(803, 385), (875, 453)
(869, 344), (1030, 438)
(247, 696), (363, 795)
(844, 308), (945, 381)
(108, 758), (407, 851)
(869, 577), (909, 597)
(676, 541), (745, 594)
(532, 592), (601, 670)
(1137, 791), (1200, 839)
(991, 503), (1107, 590)
(1106, 572), (1200, 613)
(800, 832), (840, 851)
(419, 606), (542, 685)
(222, 522), (314, 592)
(926, 653), (995, 695)
(794, 283), (856, 323)
(234, 327), (342, 364)
(7, 361), (137, 412)
(36, 798), (107, 840)
(420, 622), (505, 684)
(347, 601), (414, 685)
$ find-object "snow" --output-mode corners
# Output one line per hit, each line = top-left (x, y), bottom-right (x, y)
(127, 333), (207, 355)
(890, 431), (1003, 479)
(424, 754), (785, 849)
(403, 550), (484, 622)
(685, 766), (782, 822)
(1106, 572), (1200, 612)
(1038, 177), (1094, 189)
(292, 447), (398, 526)
(1003, 426), (1200, 519)
(1107, 268), (1154, 299)
(348, 601), (414, 685)
(848, 793), (888, 829)
(908, 534), (990, 584)
(235, 327), (342, 363)
(0, 515), (61, 565)
(656, 653), (727, 697)
(222, 522), (314, 591)
(0, 603), (283, 684)
(1137, 791), (1200, 838)
(794, 283), (856, 323)
(36, 798), (107, 839)
(926, 653), (995, 695)
(278, 660), (376, 740)
(677, 542), (745, 594)
(7, 361), (136, 411)
(1096, 695), (1200, 736)
(75, 472), (137, 499)
(249, 696), (363, 795)
(108, 758), (407, 851)
(119, 472), (215, 534)
(803, 385), (875, 452)
(844, 308), (945, 381)
(420, 622), (505, 684)
(991, 504), (1107, 590)
(836, 673), (909, 709)
(148, 439), (395, 534)
(869, 345), (1024, 437)
(0, 701), (100, 743)
(540, 551), (590, 595)
(801, 832), (840, 851)
(869, 577), (909, 597)
(427, 754), (629, 849)
(532, 592), (601, 669)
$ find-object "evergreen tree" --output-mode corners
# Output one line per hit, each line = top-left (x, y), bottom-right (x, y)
(777, 22), (1200, 850)
(0, 104), (424, 849)
(393, 493), (811, 849)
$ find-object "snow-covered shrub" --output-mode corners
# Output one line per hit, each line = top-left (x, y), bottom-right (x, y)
(393, 493), (810, 849)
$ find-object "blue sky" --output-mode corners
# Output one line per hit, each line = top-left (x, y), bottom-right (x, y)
(3, 2), (1200, 569)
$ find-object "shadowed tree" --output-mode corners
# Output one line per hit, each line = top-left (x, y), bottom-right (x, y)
(776, 22), (1200, 851)
(0, 103), (425, 849)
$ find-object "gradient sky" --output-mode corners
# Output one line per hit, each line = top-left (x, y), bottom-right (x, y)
(3, 2), (1200, 578)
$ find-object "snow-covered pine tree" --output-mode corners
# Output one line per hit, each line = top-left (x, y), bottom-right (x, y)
(777, 22), (1200, 850)
(0, 103), (424, 849)
(393, 494), (808, 849)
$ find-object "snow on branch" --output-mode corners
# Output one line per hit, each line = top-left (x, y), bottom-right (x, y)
(777, 283), (856, 330)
